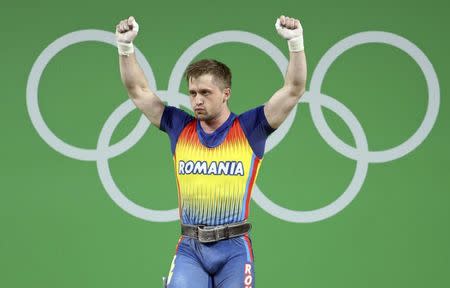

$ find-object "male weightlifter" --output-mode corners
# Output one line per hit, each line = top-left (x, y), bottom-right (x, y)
(116, 15), (307, 288)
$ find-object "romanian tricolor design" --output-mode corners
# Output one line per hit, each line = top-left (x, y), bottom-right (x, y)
(174, 119), (261, 225)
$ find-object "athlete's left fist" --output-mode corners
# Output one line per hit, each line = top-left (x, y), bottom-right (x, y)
(275, 15), (303, 40)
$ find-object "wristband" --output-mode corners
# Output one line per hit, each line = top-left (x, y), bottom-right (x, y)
(288, 36), (304, 52)
(117, 41), (134, 56)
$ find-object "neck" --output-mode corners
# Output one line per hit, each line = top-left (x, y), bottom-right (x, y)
(200, 108), (231, 133)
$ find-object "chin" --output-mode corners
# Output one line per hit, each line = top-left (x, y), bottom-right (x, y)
(196, 114), (206, 120)
(195, 113), (211, 121)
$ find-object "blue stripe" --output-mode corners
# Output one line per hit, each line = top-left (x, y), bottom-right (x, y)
(240, 154), (256, 219)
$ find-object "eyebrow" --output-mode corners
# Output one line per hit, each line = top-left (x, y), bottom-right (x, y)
(189, 88), (212, 94)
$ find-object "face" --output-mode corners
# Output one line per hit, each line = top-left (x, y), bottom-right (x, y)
(188, 74), (230, 121)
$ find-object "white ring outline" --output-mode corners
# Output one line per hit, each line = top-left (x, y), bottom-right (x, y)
(26, 30), (158, 161)
(309, 31), (440, 163)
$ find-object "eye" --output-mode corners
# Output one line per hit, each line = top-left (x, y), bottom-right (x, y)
(189, 91), (196, 97)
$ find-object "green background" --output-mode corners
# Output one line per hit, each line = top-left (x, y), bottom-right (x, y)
(1, 0), (449, 287)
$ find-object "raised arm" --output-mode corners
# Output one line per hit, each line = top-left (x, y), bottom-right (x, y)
(116, 16), (165, 128)
(264, 15), (307, 129)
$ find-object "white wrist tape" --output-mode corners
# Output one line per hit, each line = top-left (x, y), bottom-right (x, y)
(117, 41), (134, 56)
(288, 36), (304, 52)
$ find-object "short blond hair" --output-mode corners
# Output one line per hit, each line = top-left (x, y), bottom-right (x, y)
(185, 59), (232, 89)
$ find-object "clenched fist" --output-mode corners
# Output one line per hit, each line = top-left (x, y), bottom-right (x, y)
(115, 16), (139, 56)
(275, 15), (304, 52)
(275, 15), (303, 40)
(116, 16), (139, 44)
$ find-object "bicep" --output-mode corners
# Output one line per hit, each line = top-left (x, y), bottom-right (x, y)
(128, 87), (165, 128)
(264, 86), (301, 129)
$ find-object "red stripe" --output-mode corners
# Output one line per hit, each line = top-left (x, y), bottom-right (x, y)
(174, 236), (183, 253)
(244, 157), (260, 219)
(244, 235), (254, 261)
(173, 154), (182, 219)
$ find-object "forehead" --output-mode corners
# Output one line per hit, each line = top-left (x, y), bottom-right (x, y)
(188, 74), (221, 90)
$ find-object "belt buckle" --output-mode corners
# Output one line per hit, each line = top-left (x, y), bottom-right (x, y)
(198, 225), (221, 243)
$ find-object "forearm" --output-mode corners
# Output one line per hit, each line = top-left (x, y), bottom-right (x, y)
(119, 53), (150, 93)
(284, 51), (307, 95)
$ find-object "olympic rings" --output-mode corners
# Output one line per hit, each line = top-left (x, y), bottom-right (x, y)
(26, 29), (439, 222)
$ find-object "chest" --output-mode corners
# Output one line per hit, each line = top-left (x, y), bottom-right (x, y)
(174, 120), (255, 177)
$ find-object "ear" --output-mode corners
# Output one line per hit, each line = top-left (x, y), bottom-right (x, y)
(223, 88), (231, 102)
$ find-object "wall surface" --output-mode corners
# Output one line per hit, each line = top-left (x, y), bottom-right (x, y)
(1, 0), (449, 287)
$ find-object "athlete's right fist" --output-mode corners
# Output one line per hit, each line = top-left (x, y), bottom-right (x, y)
(116, 16), (139, 44)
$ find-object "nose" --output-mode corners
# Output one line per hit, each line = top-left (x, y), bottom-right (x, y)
(194, 96), (204, 106)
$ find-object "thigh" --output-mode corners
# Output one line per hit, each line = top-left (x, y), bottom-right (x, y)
(166, 239), (212, 288)
(213, 236), (255, 288)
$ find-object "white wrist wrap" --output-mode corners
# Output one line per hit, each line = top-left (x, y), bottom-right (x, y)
(288, 36), (304, 52)
(117, 41), (134, 56)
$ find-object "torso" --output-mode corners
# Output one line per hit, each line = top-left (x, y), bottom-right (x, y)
(174, 117), (261, 225)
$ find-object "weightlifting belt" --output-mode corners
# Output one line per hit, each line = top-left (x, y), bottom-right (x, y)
(181, 222), (252, 243)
